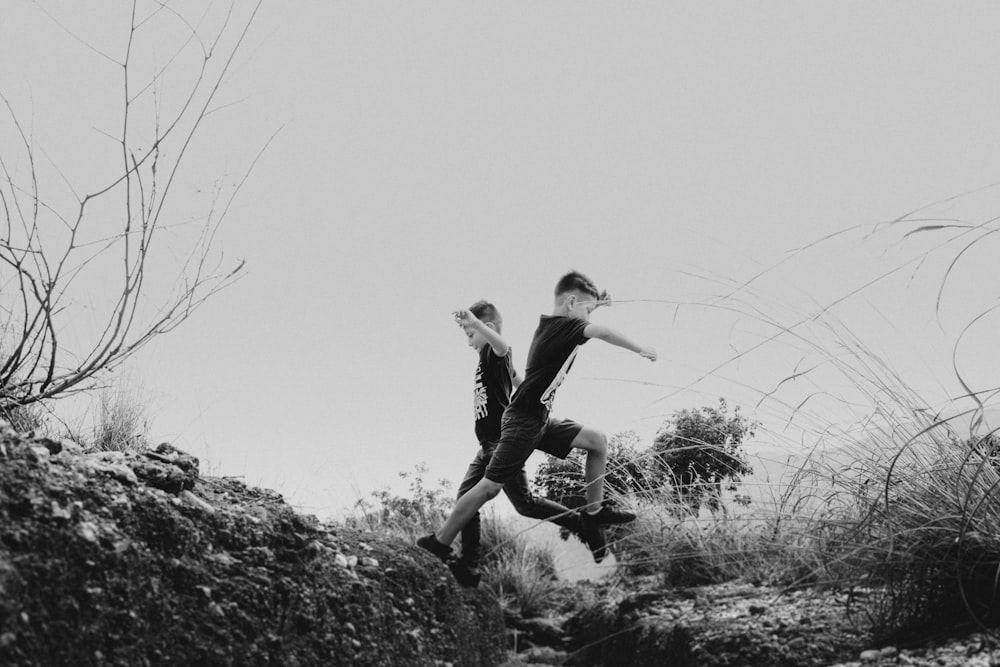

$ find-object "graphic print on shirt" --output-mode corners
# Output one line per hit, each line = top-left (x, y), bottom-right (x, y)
(539, 346), (579, 412)
(473, 362), (489, 420)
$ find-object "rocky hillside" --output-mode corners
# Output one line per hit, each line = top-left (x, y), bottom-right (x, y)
(0, 423), (504, 666)
(3, 419), (995, 667)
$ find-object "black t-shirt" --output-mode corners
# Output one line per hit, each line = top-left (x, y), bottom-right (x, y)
(474, 345), (516, 442)
(509, 315), (589, 420)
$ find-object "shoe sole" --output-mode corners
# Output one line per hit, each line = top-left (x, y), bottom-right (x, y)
(579, 527), (608, 563)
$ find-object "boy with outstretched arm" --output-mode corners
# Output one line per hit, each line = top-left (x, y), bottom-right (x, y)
(446, 301), (598, 587)
(420, 271), (657, 571)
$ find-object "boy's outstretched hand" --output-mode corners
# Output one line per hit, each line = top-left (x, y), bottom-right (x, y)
(453, 309), (479, 329)
(639, 346), (657, 362)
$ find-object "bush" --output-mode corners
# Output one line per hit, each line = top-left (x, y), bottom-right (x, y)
(533, 430), (654, 509)
(348, 463), (454, 540)
(650, 399), (755, 514)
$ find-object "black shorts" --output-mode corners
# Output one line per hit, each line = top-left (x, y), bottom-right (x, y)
(484, 409), (584, 484)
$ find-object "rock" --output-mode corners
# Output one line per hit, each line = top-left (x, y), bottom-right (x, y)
(50, 501), (72, 520)
(511, 617), (566, 645)
(92, 450), (126, 463)
(180, 490), (215, 514)
(77, 521), (99, 543)
(84, 459), (139, 485)
(520, 645), (569, 664)
(130, 459), (194, 493)
(59, 439), (83, 455)
(0, 433), (505, 666)
(29, 446), (51, 461)
(32, 438), (62, 454)
(153, 442), (199, 475)
(860, 648), (881, 662)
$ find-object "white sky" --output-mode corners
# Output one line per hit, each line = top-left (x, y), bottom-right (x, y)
(3, 2), (1000, 518)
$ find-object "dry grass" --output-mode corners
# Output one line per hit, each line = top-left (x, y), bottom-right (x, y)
(479, 510), (560, 617)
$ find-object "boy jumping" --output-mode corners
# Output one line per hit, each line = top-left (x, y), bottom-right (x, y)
(446, 301), (597, 587)
(420, 271), (657, 571)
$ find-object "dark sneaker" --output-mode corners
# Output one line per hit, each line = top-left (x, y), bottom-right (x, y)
(417, 534), (454, 564)
(579, 520), (608, 563)
(448, 559), (482, 588)
(582, 502), (636, 526)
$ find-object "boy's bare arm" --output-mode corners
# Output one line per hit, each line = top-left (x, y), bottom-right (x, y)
(453, 310), (511, 357)
(583, 323), (657, 361)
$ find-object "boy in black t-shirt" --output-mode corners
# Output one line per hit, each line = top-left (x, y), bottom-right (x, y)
(420, 272), (657, 570)
(446, 301), (589, 587)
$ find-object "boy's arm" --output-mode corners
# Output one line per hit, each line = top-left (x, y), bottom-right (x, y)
(583, 323), (657, 361)
(454, 310), (511, 357)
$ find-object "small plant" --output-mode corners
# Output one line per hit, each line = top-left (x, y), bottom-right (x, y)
(0, 400), (47, 435)
(348, 463), (454, 539)
(479, 510), (560, 617)
(90, 381), (151, 453)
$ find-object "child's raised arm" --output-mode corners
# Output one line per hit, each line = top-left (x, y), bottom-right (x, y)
(453, 309), (511, 357)
(582, 323), (657, 362)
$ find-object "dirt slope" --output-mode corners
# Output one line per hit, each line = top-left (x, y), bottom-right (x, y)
(0, 423), (504, 666)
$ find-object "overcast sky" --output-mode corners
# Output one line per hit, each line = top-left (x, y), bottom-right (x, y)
(3, 1), (999, 519)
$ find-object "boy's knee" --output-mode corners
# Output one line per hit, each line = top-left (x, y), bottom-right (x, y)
(576, 427), (607, 453)
(479, 479), (503, 499)
(508, 494), (539, 516)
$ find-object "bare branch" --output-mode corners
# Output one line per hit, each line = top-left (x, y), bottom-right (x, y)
(1, 2), (264, 414)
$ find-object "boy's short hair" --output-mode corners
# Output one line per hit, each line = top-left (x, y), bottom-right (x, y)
(554, 271), (600, 300)
(469, 300), (502, 332)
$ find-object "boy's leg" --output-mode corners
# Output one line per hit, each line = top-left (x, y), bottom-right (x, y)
(455, 448), (489, 569)
(540, 420), (636, 525)
(435, 477), (502, 546)
(531, 420), (609, 562)
(502, 471), (582, 534)
(503, 470), (608, 563)
(422, 411), (543, 561)
(568, 426), (609, 509)
(570, 426), (637, 525)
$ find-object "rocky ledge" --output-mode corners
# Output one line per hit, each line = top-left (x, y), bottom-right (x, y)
(0, 425), (504, 666)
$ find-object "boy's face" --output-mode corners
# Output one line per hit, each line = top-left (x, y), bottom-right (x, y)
(464, 323), (493, 351)
(565, 290), (599, 322)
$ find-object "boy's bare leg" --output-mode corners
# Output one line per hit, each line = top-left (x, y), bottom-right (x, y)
(436, 477), (502, 545)
(571, 426), (637, 526)
(569, 426), (608, 509)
